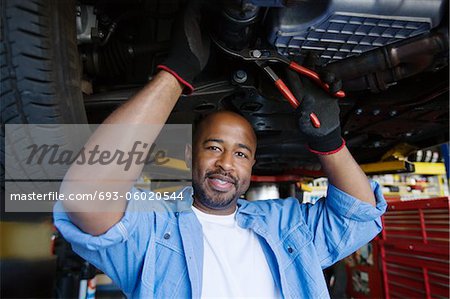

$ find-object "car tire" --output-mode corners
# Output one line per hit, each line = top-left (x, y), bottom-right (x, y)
(1, 0), (86, 220)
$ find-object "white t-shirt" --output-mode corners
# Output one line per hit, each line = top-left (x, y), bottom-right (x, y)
(192, 206), (281, 299)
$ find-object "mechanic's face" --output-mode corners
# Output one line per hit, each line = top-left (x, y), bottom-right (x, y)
(191, 112), (256, 214)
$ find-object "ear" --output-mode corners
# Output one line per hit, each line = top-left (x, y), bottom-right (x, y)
(185, 143), (192, 169)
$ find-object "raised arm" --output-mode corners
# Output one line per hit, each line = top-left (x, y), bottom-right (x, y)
(290, 70), (382, 269)
(60, 2), (209, 235)
(61, 71), (183, 235)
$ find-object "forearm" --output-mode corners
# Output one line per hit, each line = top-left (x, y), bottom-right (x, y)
(62, 71), (183, 234)
(103, 70), (183, 125)
(318, 146), (376, 206)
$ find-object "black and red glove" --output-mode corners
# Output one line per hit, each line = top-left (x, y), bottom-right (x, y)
(286, 69), (346, 155)
(157, 0), (210, 94)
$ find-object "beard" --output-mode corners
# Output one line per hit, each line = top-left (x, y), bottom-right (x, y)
(192, 169), (241, 210)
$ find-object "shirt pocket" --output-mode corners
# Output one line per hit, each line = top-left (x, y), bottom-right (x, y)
(280, 222), (314, 266)
(280, 223), (325, 297)
(155, 234), (189, 297)
(140, 224), (189, 298)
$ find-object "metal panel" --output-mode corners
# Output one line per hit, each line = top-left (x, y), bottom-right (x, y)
(268, 0), (446, 63)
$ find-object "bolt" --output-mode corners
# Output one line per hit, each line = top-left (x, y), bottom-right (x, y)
(389, 110), (397, 117)
(405, 132), (413, 137)
(233, 70), (248, 84)
(98, 31), (105, 38)
(252, 50), (262, 58)
(343, 130), (349, 135)
(355, 108), (363, 115)
(373, 109), (381, 116)
(373, 141), (381, 148)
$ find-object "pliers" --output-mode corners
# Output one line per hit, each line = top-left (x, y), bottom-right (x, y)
(213, 38), (346, 128)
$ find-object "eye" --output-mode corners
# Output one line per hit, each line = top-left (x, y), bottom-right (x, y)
(207, 145), (221, 151)
(235, 151), (248, 159)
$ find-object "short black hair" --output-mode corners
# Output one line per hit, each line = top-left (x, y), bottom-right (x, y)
(192, 108), (248, 143)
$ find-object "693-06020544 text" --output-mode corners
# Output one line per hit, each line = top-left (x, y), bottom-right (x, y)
(9, 191), (185, 201)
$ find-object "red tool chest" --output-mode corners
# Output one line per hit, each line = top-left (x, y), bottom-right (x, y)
(379, 197), (450, 299)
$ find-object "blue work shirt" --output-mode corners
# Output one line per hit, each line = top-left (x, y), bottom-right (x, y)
(54, 181), (386, 298)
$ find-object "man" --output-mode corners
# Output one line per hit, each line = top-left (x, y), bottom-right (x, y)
(54, 4), (386, 298)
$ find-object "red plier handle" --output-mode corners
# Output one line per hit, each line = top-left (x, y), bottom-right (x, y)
(289, 61), (346, 98)
(274, 79), (321, 128)
(274, 79), (299, 109)
(259, 63), (321, 128)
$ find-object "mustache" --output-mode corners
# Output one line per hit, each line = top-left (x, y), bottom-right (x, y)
(205, 170), (238, 185)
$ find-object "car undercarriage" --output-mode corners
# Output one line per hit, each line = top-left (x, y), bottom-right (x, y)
(2, 0), (449, 176)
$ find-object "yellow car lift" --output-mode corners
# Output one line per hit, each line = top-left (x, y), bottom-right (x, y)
(360, 143), (447, 175)
(360, 161), (447, 175)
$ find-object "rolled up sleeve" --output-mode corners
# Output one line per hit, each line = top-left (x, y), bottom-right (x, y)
(52, 187), (154, 294)
(300, 180), (387, 269)
(326, 180), (387, 221)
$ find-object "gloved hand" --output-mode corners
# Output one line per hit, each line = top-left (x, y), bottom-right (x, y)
(286, 69), (346, 155)
(157, 0), (210, 94)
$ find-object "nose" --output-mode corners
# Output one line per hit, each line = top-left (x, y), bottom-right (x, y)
(215, 150), (234, 171)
